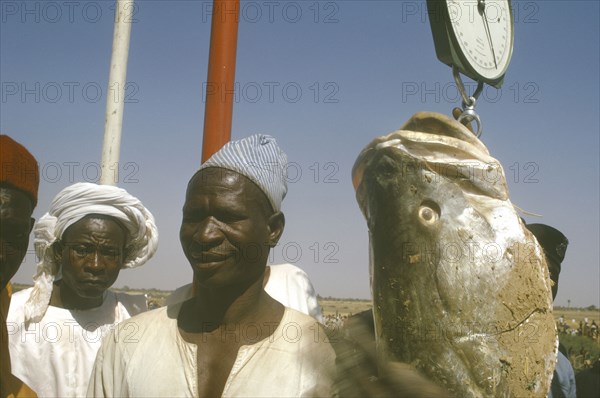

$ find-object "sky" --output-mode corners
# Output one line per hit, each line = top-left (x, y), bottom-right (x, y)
(1, 0), (598, 307)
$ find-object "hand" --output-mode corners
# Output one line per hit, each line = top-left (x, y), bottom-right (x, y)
(329, 311), (451, 397)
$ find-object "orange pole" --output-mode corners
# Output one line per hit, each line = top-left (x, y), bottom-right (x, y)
(194, 0), (240, 295)
(201, 0), (240, 162)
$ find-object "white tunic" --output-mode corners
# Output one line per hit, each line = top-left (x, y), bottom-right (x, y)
(7, 287), (147, 397)
(166, 263), (324, 323)
(87, 303), (336, 397)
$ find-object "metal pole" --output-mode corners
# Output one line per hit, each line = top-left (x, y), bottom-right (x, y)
(100, 0), (134, 185)
(201, 0), (240, 162)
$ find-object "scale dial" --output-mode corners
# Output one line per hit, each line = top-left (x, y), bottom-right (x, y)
(428, 0), (514, 87)
(448, 0), (513, 81)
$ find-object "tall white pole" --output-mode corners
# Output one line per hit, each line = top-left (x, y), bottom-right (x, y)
(100, 0), (134, 185)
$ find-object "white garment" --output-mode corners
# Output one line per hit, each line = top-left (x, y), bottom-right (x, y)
(265, 264), (324, 323)
(87, 303), (336, 397)
(549, 351), (577, 398)
(166, 263), (324, 323)
(7, 287), (147, 397)
(165, 264), (323, 323)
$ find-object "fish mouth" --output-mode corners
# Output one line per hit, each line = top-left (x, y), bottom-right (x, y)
(352, 112), (509, 220)
(353, 113), (494, 188)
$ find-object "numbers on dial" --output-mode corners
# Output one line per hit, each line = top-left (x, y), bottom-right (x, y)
(447, 0), (513, 80)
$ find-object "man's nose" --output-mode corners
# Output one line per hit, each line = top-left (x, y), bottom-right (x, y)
(194, 217), (224, 244)
(84, 252), (106, 274)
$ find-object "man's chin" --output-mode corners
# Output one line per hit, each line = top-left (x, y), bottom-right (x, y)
(192, 267), (264, 291)
(75, 285), (109, 299)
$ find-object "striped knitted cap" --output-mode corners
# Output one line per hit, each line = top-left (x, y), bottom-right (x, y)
(0, 135), (39, 206)
(199, 134), (288, 211)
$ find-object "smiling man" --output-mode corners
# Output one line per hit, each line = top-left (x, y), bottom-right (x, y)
(7, 182), (158, 397)
(89, 135), (335, 397)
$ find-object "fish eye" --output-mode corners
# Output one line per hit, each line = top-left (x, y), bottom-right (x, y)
(418, 200), (440, 225)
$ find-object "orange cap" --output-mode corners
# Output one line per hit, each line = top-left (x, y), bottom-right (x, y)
(0, 135), (39, 206)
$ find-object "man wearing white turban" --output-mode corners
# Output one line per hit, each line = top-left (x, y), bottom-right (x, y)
(88, 135), (335, 397)
(7, 182), (158, 397)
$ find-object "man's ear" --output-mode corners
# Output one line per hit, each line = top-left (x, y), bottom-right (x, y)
(51, 240), (64, 263)
(267, 212), (285, 247)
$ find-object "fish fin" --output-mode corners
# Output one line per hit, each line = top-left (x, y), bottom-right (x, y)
(513, 204), (544, 218)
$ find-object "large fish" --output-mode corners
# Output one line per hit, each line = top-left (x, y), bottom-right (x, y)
(351, 112), (556, 397)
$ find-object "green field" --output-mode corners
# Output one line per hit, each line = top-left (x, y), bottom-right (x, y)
(320, 298), (372, 317)
(320, 299), (599, 321)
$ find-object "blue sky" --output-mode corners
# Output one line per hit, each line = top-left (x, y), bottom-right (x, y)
(1, 0), (598, 307)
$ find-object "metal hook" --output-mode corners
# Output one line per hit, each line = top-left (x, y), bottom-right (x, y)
(452, 66), (484, 137)
(457, 96), (483, 137)
(453, 67), (483, 105)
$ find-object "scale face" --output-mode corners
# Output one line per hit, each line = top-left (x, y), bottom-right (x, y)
(428, 0), (514, 88)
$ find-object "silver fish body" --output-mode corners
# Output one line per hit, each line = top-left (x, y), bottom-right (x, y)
(352, 112), (556, 397)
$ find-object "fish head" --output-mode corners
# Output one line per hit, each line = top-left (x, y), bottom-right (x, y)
(352, 112), (556, 397)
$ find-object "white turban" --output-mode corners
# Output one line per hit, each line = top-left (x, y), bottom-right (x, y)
(199, 134), (288, 211)
(24, 182), (158, 323)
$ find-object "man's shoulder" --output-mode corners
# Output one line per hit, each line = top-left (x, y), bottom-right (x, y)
(112, 290), (148, 316)
(10, 286), (32, 300)
(112, 302), (181, 336)
(555, 351), (576, 382)
(279, 307), (330, 345)
(6, 287), (32, 313)
(284, 306), (321, 326)
(267, 264), (312, 291)
(164, 283), (193, 306)
(101, 305), (181, 356)
(269, 263), (309, 276)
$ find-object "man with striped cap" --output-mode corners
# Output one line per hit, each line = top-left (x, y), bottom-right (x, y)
(0, 134), (38, 397)
(89, 135), (335, 397)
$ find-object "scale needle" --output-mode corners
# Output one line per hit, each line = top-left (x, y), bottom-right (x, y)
(479, 0), (498, 69)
